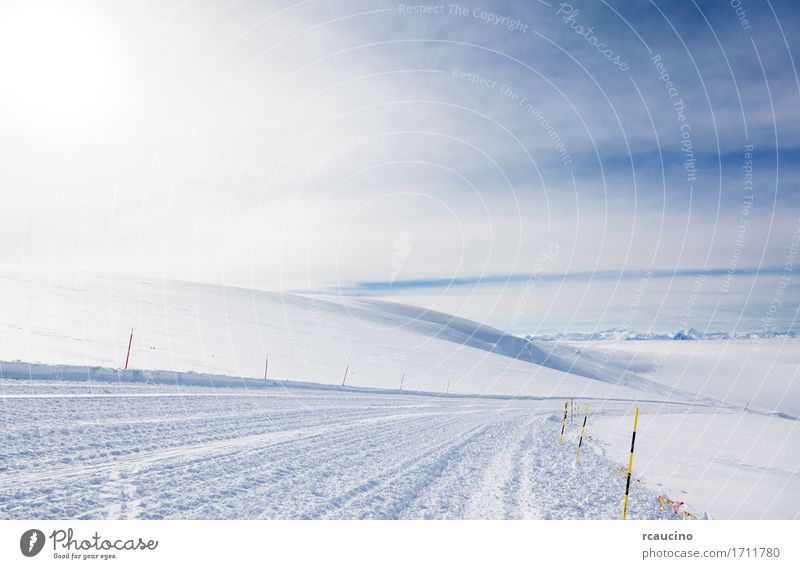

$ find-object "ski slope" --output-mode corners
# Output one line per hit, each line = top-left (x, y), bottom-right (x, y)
(0, 272), (798, 519)
(1, 378), (685, 520)
(0, 272), (688, 400)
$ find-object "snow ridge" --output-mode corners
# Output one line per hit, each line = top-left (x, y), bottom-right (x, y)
(526, 328), (800, 342)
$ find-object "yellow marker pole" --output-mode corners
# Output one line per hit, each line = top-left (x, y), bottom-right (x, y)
(575, 403), (590, 460)
(622, 407), (640, 520)
(559, 400), (568, 444)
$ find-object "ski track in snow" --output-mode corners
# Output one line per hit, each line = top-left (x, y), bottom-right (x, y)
(0, 380), (674, 520)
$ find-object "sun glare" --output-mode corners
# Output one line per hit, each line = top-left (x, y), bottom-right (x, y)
(0, 2), (118, 124)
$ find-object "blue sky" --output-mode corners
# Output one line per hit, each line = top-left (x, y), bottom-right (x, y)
(0, 0), (798, 333)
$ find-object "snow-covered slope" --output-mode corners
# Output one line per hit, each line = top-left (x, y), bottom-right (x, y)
(0, 272), (682, 401)
(1, 272), (798, 519)
(570, 341), (800, 419)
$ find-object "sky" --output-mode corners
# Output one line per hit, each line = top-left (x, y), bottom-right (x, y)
(0, 0), (799, 333)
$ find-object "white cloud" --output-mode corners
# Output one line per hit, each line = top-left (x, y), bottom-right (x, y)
(1, 0), (797, 334)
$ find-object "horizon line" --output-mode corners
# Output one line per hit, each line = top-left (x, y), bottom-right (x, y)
(313, 265), (787, 294)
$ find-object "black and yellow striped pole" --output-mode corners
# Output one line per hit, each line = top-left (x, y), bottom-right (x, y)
(622, 406), (640, 520)
(559, 400), (568, 444)
(575, 403), (590, 460)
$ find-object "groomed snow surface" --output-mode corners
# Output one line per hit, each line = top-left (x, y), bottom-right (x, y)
(0, 273), (798, 519)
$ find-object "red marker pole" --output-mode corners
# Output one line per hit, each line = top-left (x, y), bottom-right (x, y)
(124, 327), (134, 370)
(264, 355), (269, 380)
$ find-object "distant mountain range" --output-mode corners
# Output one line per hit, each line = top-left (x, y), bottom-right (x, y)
(525, 328), (800, 341)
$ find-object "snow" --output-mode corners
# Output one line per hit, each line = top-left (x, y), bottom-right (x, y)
(1, 379), (676, 520)
(526, 328), (800, 342)
(0, 272), (798, 519)
(0, 272), (683, 400)
(590, 408), (800, 520)
(570, 341), (800, 419)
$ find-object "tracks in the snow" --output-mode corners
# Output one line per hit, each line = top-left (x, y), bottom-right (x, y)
(0, 383), (667, 519)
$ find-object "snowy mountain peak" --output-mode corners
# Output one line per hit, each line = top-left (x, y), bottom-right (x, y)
(525, 328), (799, 342)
